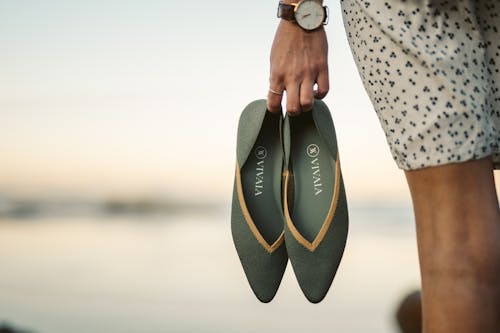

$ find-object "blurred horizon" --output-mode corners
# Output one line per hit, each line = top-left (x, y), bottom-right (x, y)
(0, 202), (420, 333)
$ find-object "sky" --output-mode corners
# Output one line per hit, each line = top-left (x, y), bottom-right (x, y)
(1, 1), (497, 203)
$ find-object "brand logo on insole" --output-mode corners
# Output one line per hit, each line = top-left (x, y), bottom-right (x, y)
(254, 146), (267, 197)
(307, 144), (319, 158)
(255, 146), (267, 159)
(307, 144), (323, 196)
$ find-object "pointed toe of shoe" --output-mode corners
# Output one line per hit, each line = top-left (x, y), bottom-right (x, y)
(285, 217), (348, 302)
(284, 178), (349, 303)
(285, 241), (340, 303)
(298, 279), (329, 304)
(231, 195), (288, 303)
(240, 245), (288, 303)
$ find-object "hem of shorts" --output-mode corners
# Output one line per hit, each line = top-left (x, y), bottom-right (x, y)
(395, 148), (500, 171)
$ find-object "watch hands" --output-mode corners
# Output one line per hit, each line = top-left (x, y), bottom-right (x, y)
(301, 13), (311, 19)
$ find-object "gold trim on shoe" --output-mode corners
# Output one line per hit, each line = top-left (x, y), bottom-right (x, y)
(283, 157), (341, 252)
(235, 163), (285, 254)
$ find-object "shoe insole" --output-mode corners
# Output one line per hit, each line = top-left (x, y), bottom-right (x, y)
(241, 112), (283, 245)
(290, 112), (335, 243)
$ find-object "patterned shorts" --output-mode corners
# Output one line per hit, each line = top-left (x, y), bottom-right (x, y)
(341, 0), (500, 170)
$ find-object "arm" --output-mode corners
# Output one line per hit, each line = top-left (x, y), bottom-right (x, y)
(267, 1), (329, 115)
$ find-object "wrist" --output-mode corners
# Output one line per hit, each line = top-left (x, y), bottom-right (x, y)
(281, 0), (323, 4)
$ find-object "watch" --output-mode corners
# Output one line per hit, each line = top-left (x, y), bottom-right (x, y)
(277, 0), (328, 31)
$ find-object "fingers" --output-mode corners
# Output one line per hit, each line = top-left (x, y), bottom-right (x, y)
(268, 73), (328, 115)
(267, 76), (283, 113)
(267, 90), (283, 113)
(285, 83), (301, 116)
(269, 79), (316, 116)
(300, 78), (315, 112)
(314, 69), (329, 100)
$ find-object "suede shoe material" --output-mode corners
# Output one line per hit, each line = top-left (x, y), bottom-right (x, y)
(231, 99), (288, 303)
(283, 99), (349, 303)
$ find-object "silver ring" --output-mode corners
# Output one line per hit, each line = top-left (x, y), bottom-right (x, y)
(269, 88), (283, 96)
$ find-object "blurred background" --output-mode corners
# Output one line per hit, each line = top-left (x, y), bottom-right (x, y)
(0, 1), (497, 332)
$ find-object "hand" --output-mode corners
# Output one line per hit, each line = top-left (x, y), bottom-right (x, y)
(267, 20), (329, 115)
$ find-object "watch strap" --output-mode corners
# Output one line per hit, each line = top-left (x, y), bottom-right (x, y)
(277, 2), (295, 21)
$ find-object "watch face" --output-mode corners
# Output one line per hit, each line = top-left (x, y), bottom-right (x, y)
(295, 0), (325, 30)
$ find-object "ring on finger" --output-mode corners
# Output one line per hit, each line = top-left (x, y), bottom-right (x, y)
(269, 88), (284, 96)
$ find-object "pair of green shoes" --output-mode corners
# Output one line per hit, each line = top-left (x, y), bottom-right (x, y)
(231, 99), (349, 303)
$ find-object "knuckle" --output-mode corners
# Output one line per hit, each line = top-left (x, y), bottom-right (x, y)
(312, 62), (327, 73)
(321, 88), (330, 95)
(301, 98), (314, 110)
(269, 73), (278, 82)
(267, 100), (279, 108)
(287, 106), (300, 115)
(284, 69), (304, 83)
(267, 96), (279, 105)
(317, 86), (329, 97)
(269, 69), (285, 83)
(291, 71), (305, 82)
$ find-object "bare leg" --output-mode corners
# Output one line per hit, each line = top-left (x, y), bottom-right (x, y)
(405, 157), (500, 333)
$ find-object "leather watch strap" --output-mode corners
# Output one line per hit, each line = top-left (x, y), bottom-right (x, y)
(277, 2), (296, 21)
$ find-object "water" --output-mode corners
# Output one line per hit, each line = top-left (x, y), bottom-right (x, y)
(0, 203), (420, 333)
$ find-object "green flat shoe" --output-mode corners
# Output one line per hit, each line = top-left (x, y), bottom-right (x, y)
(283, 99), (349, 303)
(231, 99), (288, 303)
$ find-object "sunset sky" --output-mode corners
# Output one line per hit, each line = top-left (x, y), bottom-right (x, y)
(1, 1), (497, 203)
